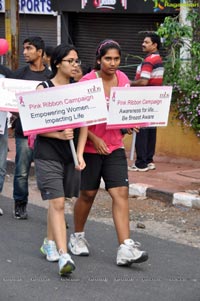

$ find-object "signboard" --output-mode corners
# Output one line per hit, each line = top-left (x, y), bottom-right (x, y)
(0, 78), (40, 112)
(1, 0), (198, 15)
(16, 78), (108, 136)
(0, 0), (55, 15)
(51, 0), (189, 14)
(107, 86), (172, 129)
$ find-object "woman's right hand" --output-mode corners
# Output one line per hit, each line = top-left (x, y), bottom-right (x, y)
(58, 129), (74, 140)
(93, 136), (110, 155)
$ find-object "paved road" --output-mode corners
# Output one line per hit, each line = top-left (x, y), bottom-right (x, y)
(0, 195), (200, 301)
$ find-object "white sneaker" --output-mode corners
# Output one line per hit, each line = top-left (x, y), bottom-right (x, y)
(68, 232), (89, 256)
(59, 253), (75, 276)
(40, 238), (60, 262)
(116, 239), (148, 266)
(0, 208), (3, 216)
(147, 163), (156, 170)
(128, 165), (149, 172)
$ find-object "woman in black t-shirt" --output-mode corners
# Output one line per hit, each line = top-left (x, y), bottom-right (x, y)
(34, 44), (87, 276)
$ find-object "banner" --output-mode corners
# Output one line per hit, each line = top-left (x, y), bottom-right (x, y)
(0, 78), (40, 112)
(16, 78), (108, 136)
(107, 86), (172, 129)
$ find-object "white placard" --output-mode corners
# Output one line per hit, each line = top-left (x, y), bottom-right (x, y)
(0, 111), (7, 134)
(107, 86), (173, 129)
(16, 78), (108, 136)
(0, 78), (40, 112)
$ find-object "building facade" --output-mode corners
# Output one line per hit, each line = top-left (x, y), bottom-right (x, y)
(51, 0), (180, 78)
(0, 0), (57, 68)
(0, 0), (180, 74)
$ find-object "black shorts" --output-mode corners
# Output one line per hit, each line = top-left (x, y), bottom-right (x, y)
(34, 159), (81, 200)
(81, 148), (129, 191)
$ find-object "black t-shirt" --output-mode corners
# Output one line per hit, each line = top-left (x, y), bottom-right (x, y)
(0, 65), (13, 78)
(34, 80), (80, 164)
(12, 65), (52, 81)
(12, 65), (52, 138)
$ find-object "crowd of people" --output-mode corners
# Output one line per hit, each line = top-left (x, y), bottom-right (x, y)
(0, 33), (164, 276)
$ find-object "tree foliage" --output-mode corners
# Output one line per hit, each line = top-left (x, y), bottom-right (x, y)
(157, 10), (200, 138)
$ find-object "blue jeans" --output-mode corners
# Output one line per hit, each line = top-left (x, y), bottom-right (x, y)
(0, 124), (8, 193)
(13, 138), (33, 203)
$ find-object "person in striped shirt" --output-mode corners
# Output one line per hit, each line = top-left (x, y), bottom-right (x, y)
(129, 32), (164, 172)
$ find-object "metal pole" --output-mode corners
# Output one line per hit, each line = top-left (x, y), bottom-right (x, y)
(5, 0), (19, 70)
(130, 131), (136, 161)
(179, 0), (191, 62)
(57, 13), (61, 45)
(69, 139), (79, 167)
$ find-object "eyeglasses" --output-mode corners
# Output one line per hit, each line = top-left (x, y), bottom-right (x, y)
(62, 59), (81, 66)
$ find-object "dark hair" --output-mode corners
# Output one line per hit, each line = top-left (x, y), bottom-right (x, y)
(95, 39), (121, 70)
(144, 33), (161, 50)
(80, 63), (92, 76)
(23, 36), (45, 55)
(45, 45), (55, 57)
(50, 44), (78, 77)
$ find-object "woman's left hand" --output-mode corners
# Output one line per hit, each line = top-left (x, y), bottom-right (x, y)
(75, 155), (86, 170)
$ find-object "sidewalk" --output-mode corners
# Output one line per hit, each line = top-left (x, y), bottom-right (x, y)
(7, 137), (200, 209)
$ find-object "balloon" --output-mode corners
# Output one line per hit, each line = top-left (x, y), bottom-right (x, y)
(0, 38), (9, 55)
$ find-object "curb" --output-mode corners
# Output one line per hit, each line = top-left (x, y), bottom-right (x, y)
(7, 160), (200, 210)
(129, 183), (200, 209)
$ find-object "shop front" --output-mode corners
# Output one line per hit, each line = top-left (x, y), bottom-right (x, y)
(0, 0), (57, 68)
(51, 0), (180, 77)
(51, 0), (200, 160)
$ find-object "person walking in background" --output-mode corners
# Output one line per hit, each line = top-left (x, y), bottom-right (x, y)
(34, 44), (87, 276)
(68, 39), (148, 267)
(129, 32), (164, 172)
(0, 64), (13, 216)
(12, 36), (51, 219)
(43, 45), (54, 70)
(73, 63), (91, 82)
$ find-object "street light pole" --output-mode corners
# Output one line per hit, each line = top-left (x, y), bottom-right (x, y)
(179, 0), (191, 60)
(5, 0), (19, 70)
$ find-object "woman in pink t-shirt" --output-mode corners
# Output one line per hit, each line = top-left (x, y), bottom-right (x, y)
(69, 39), (148, 266)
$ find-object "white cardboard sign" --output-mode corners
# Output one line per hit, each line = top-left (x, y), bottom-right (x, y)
(107, 86), (172, 129)
(16, 78), (108, 136)
(0, 78), (40, 112)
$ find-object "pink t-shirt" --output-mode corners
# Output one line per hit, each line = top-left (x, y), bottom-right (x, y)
(80, 70), (130, 153)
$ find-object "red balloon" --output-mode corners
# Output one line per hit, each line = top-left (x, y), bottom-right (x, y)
(0, 38), (9, 55)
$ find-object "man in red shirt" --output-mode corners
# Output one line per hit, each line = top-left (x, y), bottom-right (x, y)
(129, 32), (164, 171)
